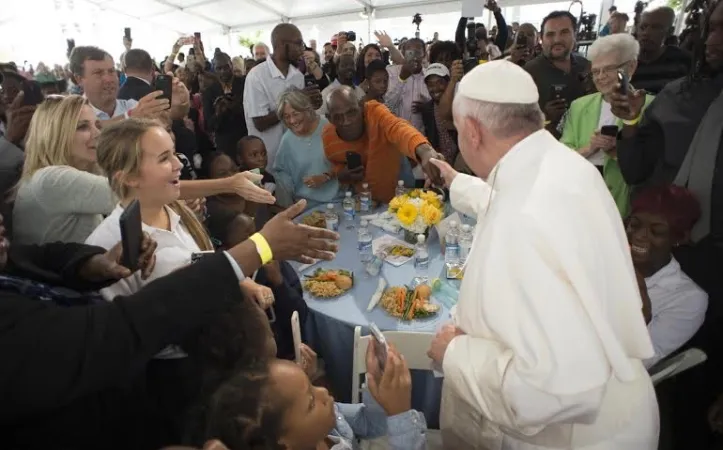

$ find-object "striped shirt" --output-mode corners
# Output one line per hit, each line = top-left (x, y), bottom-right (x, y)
(631, 46), (692, 95)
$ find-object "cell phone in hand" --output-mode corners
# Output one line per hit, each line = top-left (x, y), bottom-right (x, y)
(304, 74), (318, 88)
(178, 36), (195, 46)
(21, 80), (44, 107)
(191, 250), (215, 264)
(369, 323), (389, 371)
(292, 311), (302, 364)
(119, 199), (142, 272)
(516, 34), (528, 48)
(194, 31), (201, 39)
(124, 27), (131, 39)
(346, 151), (362, 170)
(549, 84), (566, 101)
(152, 75), (173, 109)
(600, 125), (619, 137)
(617, 70), (629, 96)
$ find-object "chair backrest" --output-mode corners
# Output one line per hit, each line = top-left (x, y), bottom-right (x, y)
(650, 348), (707, 386)
(351, 326), (434, 404)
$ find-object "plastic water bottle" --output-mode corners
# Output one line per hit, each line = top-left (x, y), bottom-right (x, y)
(342, 191), (355, 228)
(395, 180), (406, 198)
(358, 220), (373, 263)
(459, 224), (473, 265)
(414, 234), (430, 280)
(324, 203), (339, 231)
(445, 221), (461, 267)
(359, 183), (372, 213)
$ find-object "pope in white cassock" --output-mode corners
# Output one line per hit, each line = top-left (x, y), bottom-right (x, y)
(425, 61), (659, 449)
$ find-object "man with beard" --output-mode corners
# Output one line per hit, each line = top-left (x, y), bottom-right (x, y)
(524, 11), (590, 136)
(322, 86), (444, 202)
(202, 52), (248, 156)
(70, 46), (188, 126)
(317, 55), (364, 115)
(244, 24), (314, 169)
(614, 2), (723, 446)
(631, 7), (692, 94)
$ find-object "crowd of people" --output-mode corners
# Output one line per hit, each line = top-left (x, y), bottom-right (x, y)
(0, 0), (723, 448)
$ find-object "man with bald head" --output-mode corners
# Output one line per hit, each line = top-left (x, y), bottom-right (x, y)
(426, 61), (658, 449)
(322, 86), (443, 202)
(245, 23), (317, 169)
(631, 6), (691, 93)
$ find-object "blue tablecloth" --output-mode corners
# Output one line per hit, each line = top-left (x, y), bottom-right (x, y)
(295, 205), (452, 428)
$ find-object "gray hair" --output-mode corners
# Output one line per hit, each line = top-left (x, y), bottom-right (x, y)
(452, 95), (544, 140)
(276, 87), (316, 120)
(588, 33), (640, 64)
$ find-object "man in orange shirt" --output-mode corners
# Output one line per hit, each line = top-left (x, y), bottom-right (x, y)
(322, 86), (443, 202)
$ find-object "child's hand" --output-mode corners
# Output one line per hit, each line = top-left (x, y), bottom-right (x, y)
(299, 343), (318, 378)
(366, 344), (412, 416)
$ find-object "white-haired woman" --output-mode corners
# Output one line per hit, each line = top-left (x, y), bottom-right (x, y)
(560, 33), (655, 217)
(273, 88), (339, 208)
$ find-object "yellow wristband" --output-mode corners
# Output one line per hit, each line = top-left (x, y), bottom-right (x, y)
(249, 233), (273, 265)
(622, 114), (642, 126)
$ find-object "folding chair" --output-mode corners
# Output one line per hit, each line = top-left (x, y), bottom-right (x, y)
(352, 326), (443, 450)
(650, 348), (707, 386)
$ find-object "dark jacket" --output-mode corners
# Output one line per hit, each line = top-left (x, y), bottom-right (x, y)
(202, 77), (248, 156)
(0, 244), (242, 450)
(0, 136), (24, 235)
(117, 75), (153, 101)
(420, 100), (458, 154)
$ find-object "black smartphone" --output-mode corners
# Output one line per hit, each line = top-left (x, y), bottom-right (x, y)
(549, 84), (566, 101)
(119, 199), (142, 272)
(600, 125), (619, 137)
(304, 74), (317, 88)
(346, 151), (362, 170)
(516, 34), (528, 48)
(22, 80), (44, 106)
(153, 75), (173, 109)
(124, 27), (131, 39)
(191, 251), (215, 263)
(617, 70), (629, 96)
(194, 31), (201, 40)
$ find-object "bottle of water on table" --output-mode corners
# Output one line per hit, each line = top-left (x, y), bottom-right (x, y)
(342, 191), (355, 229)
(395, 179), (406, 197)
(324, 203), (339, 231)
(445, 221), (461, 268)
(359, 183), (371, 213)
(358, 220), (373, 263)
(459, 224), (473, 265)
(414, 234), (429, 282)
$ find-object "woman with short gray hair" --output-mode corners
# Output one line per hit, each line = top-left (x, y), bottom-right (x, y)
(560, 33), (654, 217)
(272, 87), (339, 207)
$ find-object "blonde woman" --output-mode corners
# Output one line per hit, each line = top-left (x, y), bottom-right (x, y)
(84, 118), (276, 443)
(13, 95), (275, 245)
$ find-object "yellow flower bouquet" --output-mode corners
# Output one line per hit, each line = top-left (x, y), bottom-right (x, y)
(388, 189), (445, 241)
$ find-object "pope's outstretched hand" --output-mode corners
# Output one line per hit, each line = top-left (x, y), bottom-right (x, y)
(430, 158), (459, 189)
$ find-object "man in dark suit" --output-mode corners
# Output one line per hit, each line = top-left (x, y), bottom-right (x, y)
(0, 201), (339, 450)
(119, 49), (198, 175)
(202, 52), (248, 156)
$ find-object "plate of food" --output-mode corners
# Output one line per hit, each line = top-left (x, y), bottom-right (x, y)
(380, 284), (440, 320)
(302, 268), (354, 298)
(301, 211), (326, 228)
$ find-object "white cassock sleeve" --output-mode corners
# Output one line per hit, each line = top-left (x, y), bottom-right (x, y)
(443, 219), (611, 434)
(449, 173), (494, 219)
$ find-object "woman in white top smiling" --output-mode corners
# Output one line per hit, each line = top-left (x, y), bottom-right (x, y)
(13, 95), (274, 246)
(85, 117), (276, 443)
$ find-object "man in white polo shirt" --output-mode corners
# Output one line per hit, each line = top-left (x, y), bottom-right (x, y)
(243, 24), (308, 169)
(69, 46), (187, 126)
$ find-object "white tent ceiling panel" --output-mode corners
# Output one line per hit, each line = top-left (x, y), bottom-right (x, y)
(287, 0), (363, 19)
(93, 0), (173, 16)
(146, 9), (222, 31)
(179, 0), (283, 27)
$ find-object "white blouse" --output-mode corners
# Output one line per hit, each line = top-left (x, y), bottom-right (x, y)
(85, 203), (209, 359)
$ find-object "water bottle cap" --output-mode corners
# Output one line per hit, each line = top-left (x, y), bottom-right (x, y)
(417, 234), (425, 243)
(345, 191), (352, 197)
(398, 180), (404, 186)
(327, 203), (334, 209)
(450, 220), (458, 227)
(462, 224), (471, 231)
(362, 183), (369, 188)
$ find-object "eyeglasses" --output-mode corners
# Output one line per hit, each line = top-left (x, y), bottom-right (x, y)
(591, 60), (630, 77)
(283, 39), (305, 48)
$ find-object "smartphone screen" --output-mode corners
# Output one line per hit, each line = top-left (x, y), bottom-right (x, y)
(153, 75), (173, 109)
(600, 125), (619, 137)
(22, 80), (44, 107)
(291, 311), (302, 364)
(369, 323), (388, 371)
(346, 152), (362, 170)
(617, 70), (629, 96)
(124, 27), (131, 39)
(191, 250), (215, 264)
(119, 199), (142, 272)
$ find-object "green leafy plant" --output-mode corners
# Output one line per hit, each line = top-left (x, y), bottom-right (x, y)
(238, 30), (263, 50)
(667, 0), (683, 11)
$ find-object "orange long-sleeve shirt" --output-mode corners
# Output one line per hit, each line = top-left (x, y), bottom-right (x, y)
(322, 101), (430, 202)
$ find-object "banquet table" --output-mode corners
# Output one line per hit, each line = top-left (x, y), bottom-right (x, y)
(294, 204), (458, 428)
